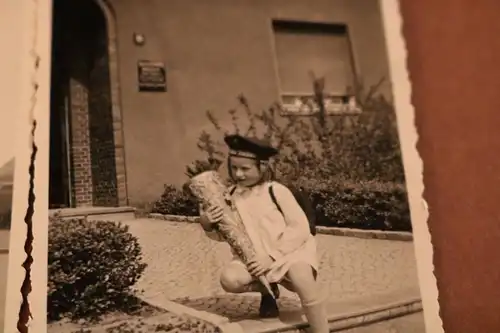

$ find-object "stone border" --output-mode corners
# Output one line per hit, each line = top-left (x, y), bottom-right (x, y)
(147, 213), (413, 242)
(50, 206), (136, 218)
(316, 226), (413, 242)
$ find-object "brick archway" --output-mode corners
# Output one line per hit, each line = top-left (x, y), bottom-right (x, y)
(49, 0), (128, 208)
(93, 0), (129, 207)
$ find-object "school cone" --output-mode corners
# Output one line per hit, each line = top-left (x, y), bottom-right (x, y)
(188, 170), (275, 298)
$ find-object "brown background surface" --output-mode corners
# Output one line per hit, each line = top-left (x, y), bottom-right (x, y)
(399, 1), (500, 332)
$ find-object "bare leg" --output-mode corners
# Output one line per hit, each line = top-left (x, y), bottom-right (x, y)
(219, 262), (258, 293)
(220, 262), (279, 318)
(286, 262), (328, 333)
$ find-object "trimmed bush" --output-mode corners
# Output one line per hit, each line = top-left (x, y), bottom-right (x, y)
(48, 216), (147, 321)
(151, 184), (199, 216)
(151, 179), (412, 232)
(294, 177), (412, 232)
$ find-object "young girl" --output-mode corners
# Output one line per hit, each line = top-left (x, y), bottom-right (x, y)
(199, 134), (328, 333)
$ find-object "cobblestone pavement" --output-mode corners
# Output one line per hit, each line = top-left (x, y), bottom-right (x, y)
(124, 219), (420, 321)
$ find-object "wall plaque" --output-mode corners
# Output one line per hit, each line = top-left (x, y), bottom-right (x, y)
(137, 60), (166, 92)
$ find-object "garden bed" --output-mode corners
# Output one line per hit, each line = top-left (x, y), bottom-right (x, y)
(48, 303), (221, 333)
(48, 216), (221, 333)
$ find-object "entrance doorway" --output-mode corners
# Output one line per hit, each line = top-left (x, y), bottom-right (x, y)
(49, 0), (119, 208)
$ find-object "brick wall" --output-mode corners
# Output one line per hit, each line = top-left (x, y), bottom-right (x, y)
(88, 24), (119, 207)
(67, 46), (93, 207)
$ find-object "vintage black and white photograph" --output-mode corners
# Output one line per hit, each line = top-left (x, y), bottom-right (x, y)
(43, 0), (432, 332)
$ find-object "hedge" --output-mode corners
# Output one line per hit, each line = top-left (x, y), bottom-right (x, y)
(150, 178), (412, 232)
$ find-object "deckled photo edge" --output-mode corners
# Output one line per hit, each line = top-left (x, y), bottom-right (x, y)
(3, 0), (52, 332)
(380, 0), (443, 332)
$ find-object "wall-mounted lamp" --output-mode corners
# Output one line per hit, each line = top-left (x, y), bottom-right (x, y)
(133, 33), (146, 46)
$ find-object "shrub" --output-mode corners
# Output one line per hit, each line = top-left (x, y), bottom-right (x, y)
(190, 78), (406, 185)
(150, 179), (411, 232)
(48, 215), (147, 321)
(154, 78), (412, 231)
(151, 184), (199, 216)
(294, 177), (412, 232)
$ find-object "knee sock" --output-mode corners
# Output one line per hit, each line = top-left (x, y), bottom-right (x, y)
(301, 297), (329, 333)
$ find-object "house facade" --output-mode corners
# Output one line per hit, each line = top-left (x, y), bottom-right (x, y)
(49, 0), (392, 209)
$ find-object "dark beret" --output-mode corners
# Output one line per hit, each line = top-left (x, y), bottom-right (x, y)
(224, 134), (278, 160)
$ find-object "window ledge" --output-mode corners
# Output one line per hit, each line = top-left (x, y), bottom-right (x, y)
(278, 94), (362, 116)
(280, 105), (362, 116)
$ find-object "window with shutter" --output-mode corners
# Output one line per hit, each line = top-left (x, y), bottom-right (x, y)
(272, 20), (360, 115)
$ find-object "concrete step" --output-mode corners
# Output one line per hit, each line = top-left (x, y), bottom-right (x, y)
(49, 206), (136, 222)
(146, 287), (423, 333)
(232, 289), (422, 333)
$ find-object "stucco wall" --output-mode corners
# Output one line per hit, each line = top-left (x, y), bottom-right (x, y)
(107, 0), (392, 205)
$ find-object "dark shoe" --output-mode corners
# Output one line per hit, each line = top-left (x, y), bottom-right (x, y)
(259, 293), (279, 318)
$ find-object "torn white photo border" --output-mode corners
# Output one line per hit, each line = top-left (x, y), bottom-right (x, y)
(2, 0), (443, 332)
(380, 2), (442, 333)
(0, 1), (36, 330)
(2, 0), (52, 332)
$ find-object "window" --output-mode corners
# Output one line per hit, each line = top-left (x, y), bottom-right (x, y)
(272, 20), (360, 115)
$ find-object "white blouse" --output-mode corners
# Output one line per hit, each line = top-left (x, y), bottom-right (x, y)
(201, 181), (318, 283)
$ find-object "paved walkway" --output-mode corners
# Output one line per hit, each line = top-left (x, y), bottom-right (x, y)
(123, 219), (421, 327)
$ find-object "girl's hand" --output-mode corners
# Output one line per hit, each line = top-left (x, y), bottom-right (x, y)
(248, 255), (274, 277)
(200, 205), (224, 230)
(206, 205), (224, 223)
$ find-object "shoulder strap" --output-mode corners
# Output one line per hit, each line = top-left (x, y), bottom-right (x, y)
(229, 185), (237, 195)
(268, 183), (283, 214)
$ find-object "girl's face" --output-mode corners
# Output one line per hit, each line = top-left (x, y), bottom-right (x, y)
(229, 156), (263, 187)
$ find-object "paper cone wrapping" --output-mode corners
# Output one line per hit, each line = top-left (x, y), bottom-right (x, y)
(188, 171), (274, 297)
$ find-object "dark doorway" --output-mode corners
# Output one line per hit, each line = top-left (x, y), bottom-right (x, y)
(49, 0), (72, 209)
(49, 0), (118, 208)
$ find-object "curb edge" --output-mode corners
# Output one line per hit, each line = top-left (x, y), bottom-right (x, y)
(260, 298), (423, 333)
